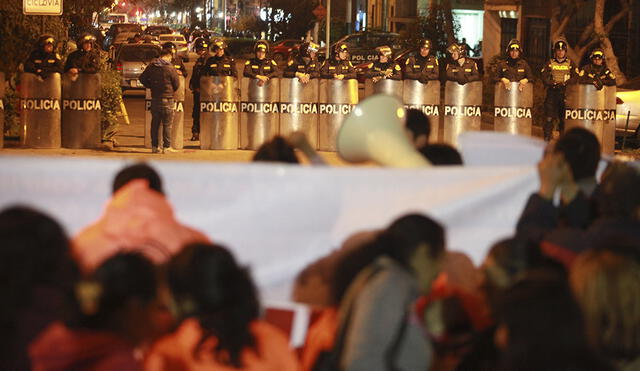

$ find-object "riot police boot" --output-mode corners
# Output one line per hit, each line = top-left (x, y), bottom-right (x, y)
(191, 133), (199, 141)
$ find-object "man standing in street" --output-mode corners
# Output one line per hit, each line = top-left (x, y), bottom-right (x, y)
(139, 48), (180, 153)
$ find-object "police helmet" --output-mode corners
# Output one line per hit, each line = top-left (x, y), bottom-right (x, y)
(133, 33), (142, 39)
(376, 45), (393, 58)
(506, 39), (521, 53)
(447, 43), (461, 55)
(418, 39), (432, 50)
(162, 42), (177, 53)
(254, 40), (269, 54)
(590, 48), (604, 60)
(211, 38), (227, 51)
(553, 40), (568, 51)
(38, 34), (56, 48)
(299, 41), (319, 58)
(77, 33), (96, 47)
(194, 37), (209, 52)
(333, 42), (349, 55)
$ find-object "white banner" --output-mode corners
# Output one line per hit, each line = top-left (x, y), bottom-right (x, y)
(0, 156), (538, 302)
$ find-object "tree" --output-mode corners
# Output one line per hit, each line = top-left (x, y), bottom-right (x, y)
(266, 0), (315, 40)
(551, 0), (630, 84)
(409, 1), (459, 58)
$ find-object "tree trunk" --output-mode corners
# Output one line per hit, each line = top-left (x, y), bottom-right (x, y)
(441, 0), (456, 44)
(593, 0), (627, 85)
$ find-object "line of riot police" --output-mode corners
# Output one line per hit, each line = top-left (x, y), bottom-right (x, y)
(12, 33), (618, 152)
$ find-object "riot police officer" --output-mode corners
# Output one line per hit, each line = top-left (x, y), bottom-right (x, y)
(445, 43), (480, 84)
(404, 39), (439, 83)
(64, 33), (100, 75)
(204, 38), (237, 77)
(577, 48), (616, 90)
(365, 45), (402, 82)
(24, 34), (63, 79)
(496, 39), (533, 92)
(243, 40), (279, 85)
(283, 41), (320, 83)
(188, 37), (211, 141)
(541, 40), (577, 141)
(162, 42), (188, 78)
(319, 42), (356, 80)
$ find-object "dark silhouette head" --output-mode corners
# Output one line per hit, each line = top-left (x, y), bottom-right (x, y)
(167, 243), (259, 368)
(112, 162), (164, 195)
(554, 127), (600, 181)
(596, 162), (640, 220)
(405, 108), (431, 148)
(252, 136), (299, 164)
(419, 143), (463, 165)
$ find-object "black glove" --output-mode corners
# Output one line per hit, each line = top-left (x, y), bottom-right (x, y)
(418, 77), (429, 84)
(593, 78), (603, 90)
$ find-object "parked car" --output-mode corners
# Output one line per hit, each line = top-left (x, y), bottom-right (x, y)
(103, 23), (143, 50)
(115, 43), (162, 90)
(272, 39), (302, 63)
(317, 31), (407, 63)
(144, 25), (173, 36)
(158, 33), (190, 61)
(616, 80), (640, 142)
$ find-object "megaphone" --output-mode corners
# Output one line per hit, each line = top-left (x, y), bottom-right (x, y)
(337, 94), (431, 167)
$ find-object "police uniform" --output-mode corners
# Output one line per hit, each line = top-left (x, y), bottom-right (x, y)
(24, 49), (63, 79)
(578, 64), (615, 90)
(243, 58), (279, 79)
(496, 57), (533, 83)
(319, 59), (356, 79)
(189, 42), (211, 139)
(365, 60), (402, 81)
(445, 58), (480, 84)
(283, 55), (319, 79)
(170, 56), (188, 78)
(64, 48), (100, 74)
(404, 54), (439, 83)
(204, 55), (237, 77)
(577, 51), (615, 90)
(541, 50), (577, 138)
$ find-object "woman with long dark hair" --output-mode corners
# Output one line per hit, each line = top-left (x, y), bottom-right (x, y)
(145, 243), (299, 370)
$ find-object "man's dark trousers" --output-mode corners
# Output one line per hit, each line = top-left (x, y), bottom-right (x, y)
(151, 98), (174, 149)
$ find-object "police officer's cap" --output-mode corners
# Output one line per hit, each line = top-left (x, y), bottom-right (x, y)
(254, 40), (269, 53)
(334, 42), (348, 54)
(38, 34), (56, 47)
(306, 41), (320, 54)
(418, 39), (432, 49)
(507, 39), (521, 52)
(553, 40), (568, 51)
(447, 43), (461, 55)
(211, 38), (227, 50)
(77, 33), (96, 46)
(162, 42), (177, 52)
(590, 48), (604, 59)
(376, 45), (393, 57)
(194, 37), (208, 51)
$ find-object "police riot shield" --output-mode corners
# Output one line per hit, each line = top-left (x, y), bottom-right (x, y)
(443, 81), (482, 146)
(200, 75), (238, 150)
(493, 82), (533, 136)
(279, 78), (319, 148)
(0, 72), (4, 149)
(144, 77), (186, 149)
(21, 72), (62, 148)
(240, 77), (280, 150)
(403, 80), (441, 142)
(318, 79), (359, 151)
(171, 75), (186, 149)
(61, 73), (102, 149)
(144, 89), (153, 148)
(564, 84), (616, 155)
(364, 78), (403, 100)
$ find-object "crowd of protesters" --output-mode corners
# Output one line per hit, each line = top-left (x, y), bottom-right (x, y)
(2, 125), (640, 371)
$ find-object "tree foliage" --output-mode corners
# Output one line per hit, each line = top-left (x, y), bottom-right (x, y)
(407, 1), (459, 59)
(264, 0), (315, 40)
(551, 0), (630, 84)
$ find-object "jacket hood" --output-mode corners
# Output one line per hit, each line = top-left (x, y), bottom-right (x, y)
(150, 57), (171, 67)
